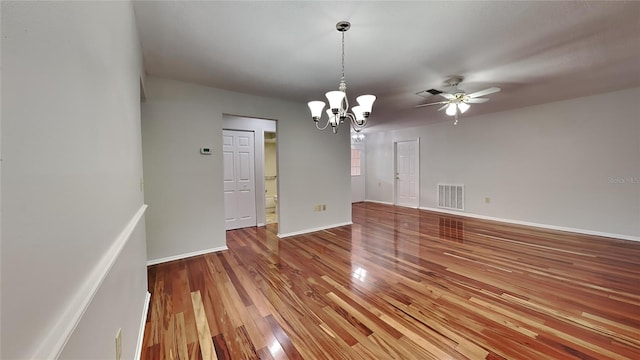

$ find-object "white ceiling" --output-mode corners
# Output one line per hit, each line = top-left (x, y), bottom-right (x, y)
(133, 1), (640, 131)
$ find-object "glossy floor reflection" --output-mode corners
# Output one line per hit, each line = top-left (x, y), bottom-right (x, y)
(141, 202), (640, 359)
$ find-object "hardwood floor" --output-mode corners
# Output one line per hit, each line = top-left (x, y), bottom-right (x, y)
(141, 202), (640, 359)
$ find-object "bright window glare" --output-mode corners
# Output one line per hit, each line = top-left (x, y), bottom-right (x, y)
(353, 267), (367, 281)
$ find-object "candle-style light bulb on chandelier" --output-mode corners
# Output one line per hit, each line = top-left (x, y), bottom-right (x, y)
(307, 21), (376, 134)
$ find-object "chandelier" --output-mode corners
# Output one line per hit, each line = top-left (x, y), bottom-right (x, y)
(307, 21), (376, 134)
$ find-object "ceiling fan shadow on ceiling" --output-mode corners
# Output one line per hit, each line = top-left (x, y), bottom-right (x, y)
(416, 77), (500, 125)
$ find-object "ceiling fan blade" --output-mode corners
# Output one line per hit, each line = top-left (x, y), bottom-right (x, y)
(467, 87), (501, 98)
(415, 101), (448, 108)
(439, 93), (455, 100)
(437, 104), (449, 111)
(465, 98), (489, 103)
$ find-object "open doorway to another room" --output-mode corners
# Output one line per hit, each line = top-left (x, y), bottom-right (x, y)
(351, 140), (365, 203)
(223, 115), (277, 231)
(264, 131), (278, 224)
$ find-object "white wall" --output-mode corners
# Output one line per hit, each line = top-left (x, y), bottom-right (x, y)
(1, 1), (148, 359)
(142, 77), (351, 263)
(59, 215), (148, 360)
(366, 87), (640, 239)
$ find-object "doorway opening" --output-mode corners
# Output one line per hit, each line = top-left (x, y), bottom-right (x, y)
(351, 143), (365, 203)
(264, 131), (278, 224)
(222, 115), (278, 231)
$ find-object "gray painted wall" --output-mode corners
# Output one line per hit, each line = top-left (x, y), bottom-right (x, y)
(365, 87), (640, 238)
(142, 76), (352, 262)
(1, 1), (148, 358)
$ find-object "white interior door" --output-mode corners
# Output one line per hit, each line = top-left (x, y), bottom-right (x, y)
(223, 130), (257, 230)
(395, 139), (419, 208)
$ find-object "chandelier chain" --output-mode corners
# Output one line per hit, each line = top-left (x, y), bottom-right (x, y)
(341, 31), (345, 82)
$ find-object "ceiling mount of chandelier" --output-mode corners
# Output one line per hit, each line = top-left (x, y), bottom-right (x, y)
(307, 21), (376, 134)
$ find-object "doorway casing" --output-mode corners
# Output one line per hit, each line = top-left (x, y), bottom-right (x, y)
(394, 138), (420, 208)
(223, 115), (277, 228)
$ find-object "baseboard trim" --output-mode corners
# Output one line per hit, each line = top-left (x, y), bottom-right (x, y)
(278, 222), (353, 238)
(418, 206), (639, 242)
(32, 204), (148, 359)
(365, 199), (394, 206)
(395, 203), (419, 209)
(135, 291), (151, 360)
(146, 245), (229, 266)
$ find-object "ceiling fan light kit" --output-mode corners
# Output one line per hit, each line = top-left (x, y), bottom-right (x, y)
(416, 76), (501, 125)
(307, 21), (376, 134)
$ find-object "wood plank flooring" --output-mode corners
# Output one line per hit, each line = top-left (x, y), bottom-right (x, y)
(141, 202), (640, 359)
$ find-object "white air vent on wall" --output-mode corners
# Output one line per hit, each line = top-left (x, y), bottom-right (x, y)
(438, 184), (464, 211)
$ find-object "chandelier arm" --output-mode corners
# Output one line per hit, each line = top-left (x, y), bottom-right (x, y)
(315, 118), (331, 131)
(342, 95), (349, 116)
(351, 117), (367, 132)
(344, 112), (355, 122)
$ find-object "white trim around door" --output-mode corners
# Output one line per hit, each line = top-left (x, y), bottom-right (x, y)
(394, 138), (420, 208)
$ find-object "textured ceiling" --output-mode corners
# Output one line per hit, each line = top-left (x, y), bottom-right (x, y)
(133, 1), (640, 131)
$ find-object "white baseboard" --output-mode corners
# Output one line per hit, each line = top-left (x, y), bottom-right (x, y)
(278, 221), (353, 238)
(146, 245), (229, 266)
(395, 203), (419, 209)
(362, 199), (418, 209)
(135, 291), (151, 360)
(419, 206), (639, 242)
(32, 204), (148, 359)
(364, 199), (394, 205)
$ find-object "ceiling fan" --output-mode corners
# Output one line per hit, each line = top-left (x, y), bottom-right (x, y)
(416, 77), (500, 124)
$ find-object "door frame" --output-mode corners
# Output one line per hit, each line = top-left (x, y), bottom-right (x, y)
(393, 138), (420, 208)
(223, 115), (277, 227)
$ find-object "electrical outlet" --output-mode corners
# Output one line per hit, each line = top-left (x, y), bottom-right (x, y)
(115, 328), (122, 360)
